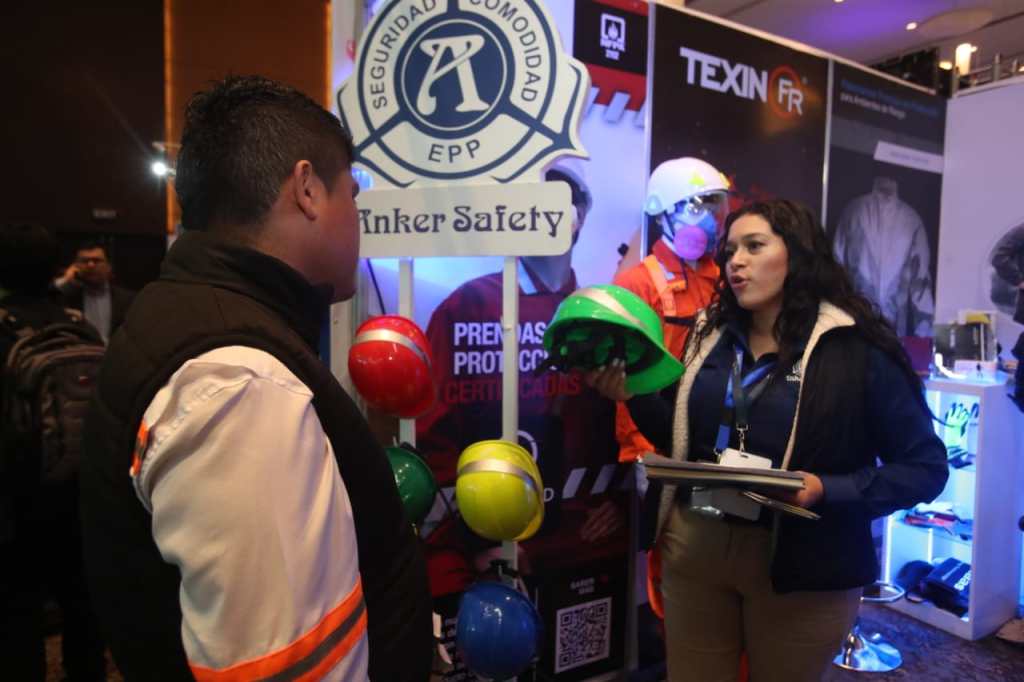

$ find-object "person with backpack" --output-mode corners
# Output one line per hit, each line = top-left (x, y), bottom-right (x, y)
(0, 222), (107, 681)
(54, 240), (135, 344)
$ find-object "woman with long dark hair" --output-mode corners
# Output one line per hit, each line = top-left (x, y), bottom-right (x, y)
(588, 200), (948, 681)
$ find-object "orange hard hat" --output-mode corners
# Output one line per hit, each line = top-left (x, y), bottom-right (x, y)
(348, 315), (435, 418)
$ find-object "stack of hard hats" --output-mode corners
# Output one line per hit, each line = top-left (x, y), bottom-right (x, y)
(384, 445), (437, 526)
(456, 580), (542, 680)
(348, 315), (435, 418)
(543, 284), (684, 395)
(455, 440), (544, 542)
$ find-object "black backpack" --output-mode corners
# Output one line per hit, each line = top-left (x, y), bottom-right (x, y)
(0, 307), (105, 485)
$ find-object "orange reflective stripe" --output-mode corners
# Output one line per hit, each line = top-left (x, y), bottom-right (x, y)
(292, 609), (368, 682)
(642, 255), (690, 355)
(642, 255), (677, 319)
(190, 579), (367, 682)
(130, 422), (149, 477)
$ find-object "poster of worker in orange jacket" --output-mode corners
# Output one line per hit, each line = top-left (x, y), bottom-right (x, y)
(412, 1), (651, 678)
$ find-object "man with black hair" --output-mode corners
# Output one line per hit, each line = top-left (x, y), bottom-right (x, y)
(80, 75), (432, 681)
(55, 240), (135, 343)
(0, 222), (107, 682)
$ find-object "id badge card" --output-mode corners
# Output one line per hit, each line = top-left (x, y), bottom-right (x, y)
(719, 448), (772, 469)
(712, 449), (773, 520)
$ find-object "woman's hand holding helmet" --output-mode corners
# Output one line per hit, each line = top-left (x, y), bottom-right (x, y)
(584, 359), (633, 402)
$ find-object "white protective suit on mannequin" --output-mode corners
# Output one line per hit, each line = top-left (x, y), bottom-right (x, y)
(833, 177), (934, 336)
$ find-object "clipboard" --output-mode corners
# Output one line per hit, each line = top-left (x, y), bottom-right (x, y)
(741, 490), (821, 521)
(640, 453), (805, 491)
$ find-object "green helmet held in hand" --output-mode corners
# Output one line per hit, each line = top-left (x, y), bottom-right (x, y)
(542, 284), (684, 395)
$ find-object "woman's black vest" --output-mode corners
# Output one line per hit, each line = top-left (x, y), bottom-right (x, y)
(80, 231), (432, 681)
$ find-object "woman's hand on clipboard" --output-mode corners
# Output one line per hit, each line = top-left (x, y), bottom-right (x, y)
(767, 471), (824, 509)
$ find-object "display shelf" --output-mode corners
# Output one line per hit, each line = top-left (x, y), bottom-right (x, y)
(881, 378), (1024, 640)
(894, 519), (973, 549)
(924, 374), (1011, 395)
(886, 598), (970, 640)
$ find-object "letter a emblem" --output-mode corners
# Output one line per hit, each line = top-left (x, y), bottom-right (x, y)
(416, 35), (489, 116)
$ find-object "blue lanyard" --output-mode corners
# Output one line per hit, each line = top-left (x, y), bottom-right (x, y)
(715, 346), (775, 453)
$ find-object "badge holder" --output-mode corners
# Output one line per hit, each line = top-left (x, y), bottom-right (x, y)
(711, 445), (772, 520)
(689, 349), (775, 521)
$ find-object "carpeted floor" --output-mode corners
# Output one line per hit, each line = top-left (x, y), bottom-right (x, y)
(44, 603), (1024, 681)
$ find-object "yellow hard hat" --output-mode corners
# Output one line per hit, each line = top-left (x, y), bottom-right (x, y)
(456, 440), (544, 542)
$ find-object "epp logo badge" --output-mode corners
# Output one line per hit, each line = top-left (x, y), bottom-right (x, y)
(600, 13), (625, 61)
(338, 0), (589, 187)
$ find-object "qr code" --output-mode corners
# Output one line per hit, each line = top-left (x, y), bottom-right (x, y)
(554, 597), (611, 673)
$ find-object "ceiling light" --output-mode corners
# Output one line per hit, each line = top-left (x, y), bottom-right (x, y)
(955, 43), (973, 75)
(971, 45), (979, 53)
(939, 60), (953, 71)
(151, 160), (175, 178)
(906, 21), (918, 31)
(833, 0), (843, 4)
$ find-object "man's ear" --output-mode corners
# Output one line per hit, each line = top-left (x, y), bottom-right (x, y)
(291, 160), (319, 221)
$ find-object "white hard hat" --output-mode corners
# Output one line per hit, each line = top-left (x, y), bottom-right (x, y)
(546, 157), (591, 214)
(644, 157), (730, 216)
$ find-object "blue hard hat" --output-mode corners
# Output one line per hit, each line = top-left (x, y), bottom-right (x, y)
(456, 581), (542, 679)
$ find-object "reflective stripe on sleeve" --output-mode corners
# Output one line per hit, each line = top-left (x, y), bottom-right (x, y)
(189, 578), (367, 682)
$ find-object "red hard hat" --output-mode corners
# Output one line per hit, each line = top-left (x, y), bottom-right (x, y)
(348, 315), (435, 418)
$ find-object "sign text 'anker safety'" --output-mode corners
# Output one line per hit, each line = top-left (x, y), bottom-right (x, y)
(357, 181), (572, 257)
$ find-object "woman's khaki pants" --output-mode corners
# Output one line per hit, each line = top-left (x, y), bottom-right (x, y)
(658, 504), (862, 682)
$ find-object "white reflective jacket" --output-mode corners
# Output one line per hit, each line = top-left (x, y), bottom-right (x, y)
(133, 346), (368, 681)
(833, 178), (934, 336)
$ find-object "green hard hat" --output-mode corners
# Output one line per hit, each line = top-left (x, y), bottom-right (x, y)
(385, 446), (437, 525)
(543, 285), (684, 395)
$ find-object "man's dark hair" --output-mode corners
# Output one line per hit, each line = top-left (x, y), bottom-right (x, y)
(0, 222), (60, 294)
(76, 239), (109, 259)
(175, 75), (355, 232)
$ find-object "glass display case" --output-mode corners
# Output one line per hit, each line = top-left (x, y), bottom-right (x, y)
(881, 377), (1023, 640)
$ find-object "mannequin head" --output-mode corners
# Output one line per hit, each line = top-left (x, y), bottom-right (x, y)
(644, 156), (730, 260)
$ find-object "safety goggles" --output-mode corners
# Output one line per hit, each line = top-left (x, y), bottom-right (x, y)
(667, 192), (728, 226)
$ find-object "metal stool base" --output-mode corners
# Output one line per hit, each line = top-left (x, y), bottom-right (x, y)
(832, 625), (903, 672)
